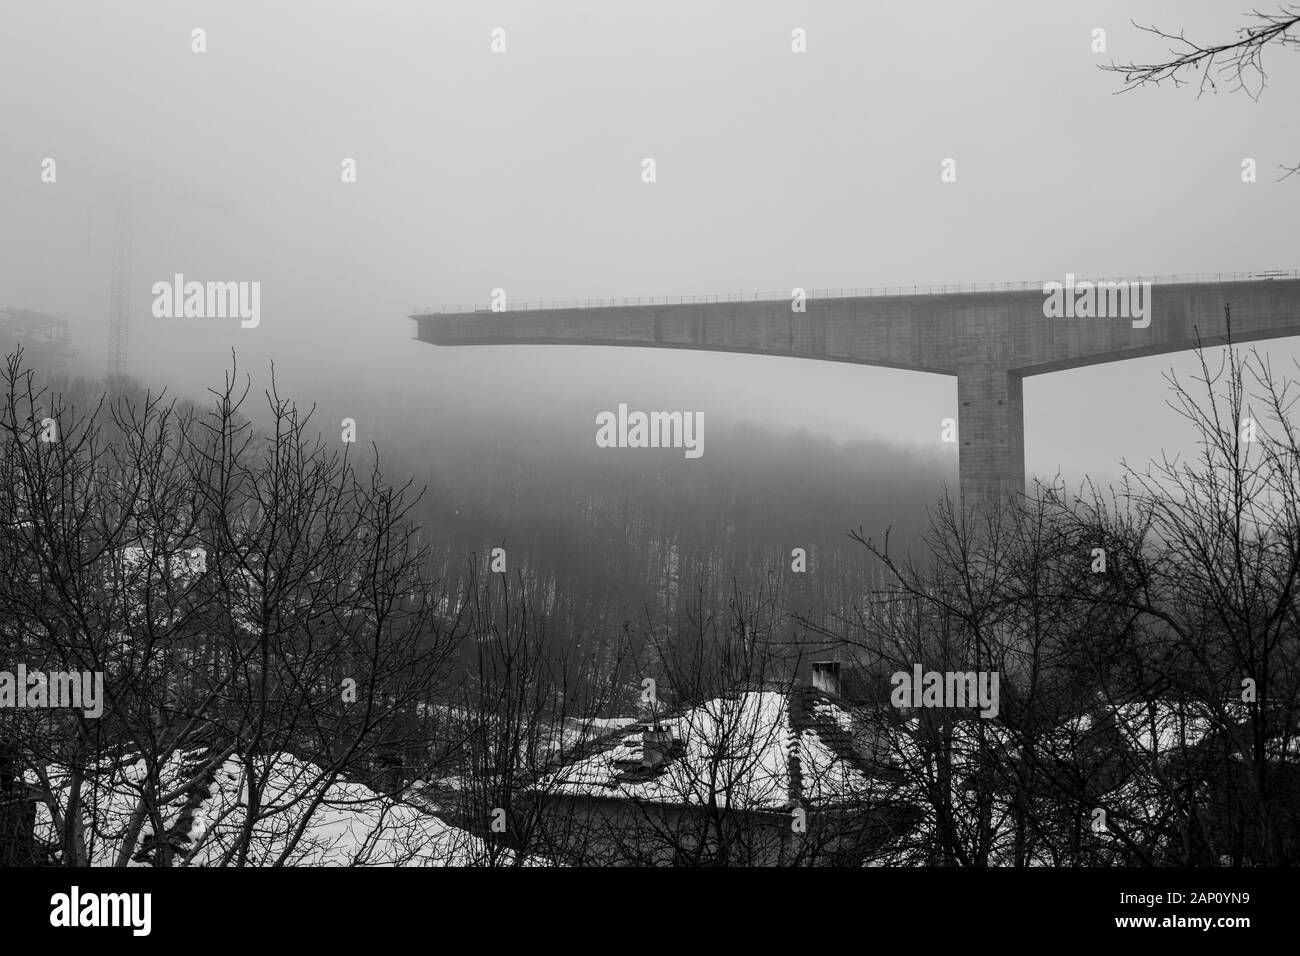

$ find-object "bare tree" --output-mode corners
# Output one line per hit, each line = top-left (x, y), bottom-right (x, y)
(1102, 6), (1300, 178)
(1055, 314), (1300, 865)
(0, 351), (469, 867)
(824, 311), (1300, 867)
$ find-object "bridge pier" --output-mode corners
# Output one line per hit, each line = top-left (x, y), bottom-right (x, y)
(957, 364), (1025, 499)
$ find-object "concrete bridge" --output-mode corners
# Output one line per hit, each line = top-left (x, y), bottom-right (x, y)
(412, 272), (1300, 497)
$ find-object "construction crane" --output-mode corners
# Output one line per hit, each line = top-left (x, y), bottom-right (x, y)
(107, 197), (132, 377)
(94, 174), (236, 378)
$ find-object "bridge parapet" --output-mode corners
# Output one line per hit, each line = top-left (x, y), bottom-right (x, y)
(412, 270), (1298, 318)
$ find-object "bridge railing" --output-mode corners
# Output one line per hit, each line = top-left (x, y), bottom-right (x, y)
(412, 270), (1299, 316)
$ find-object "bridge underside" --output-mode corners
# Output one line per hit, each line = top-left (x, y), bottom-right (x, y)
(414, 278), (1300, 498)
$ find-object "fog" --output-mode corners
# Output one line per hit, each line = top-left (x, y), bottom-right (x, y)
(2, 0), (1297, 493)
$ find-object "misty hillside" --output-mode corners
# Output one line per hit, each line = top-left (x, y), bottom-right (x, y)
(402, 417), (954, 631)
(42, 360), (953, 647)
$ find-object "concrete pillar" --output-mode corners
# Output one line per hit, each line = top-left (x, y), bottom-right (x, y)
(956, 364), (1025, 499)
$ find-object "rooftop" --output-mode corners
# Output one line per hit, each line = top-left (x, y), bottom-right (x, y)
(538, 687), (895, 812)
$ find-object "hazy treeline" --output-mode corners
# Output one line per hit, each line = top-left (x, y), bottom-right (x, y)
(398, 409), (948, 650)
(50, 366), (951, 662)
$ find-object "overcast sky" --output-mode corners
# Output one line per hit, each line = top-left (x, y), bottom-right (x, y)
(2, 0), (1297, 488)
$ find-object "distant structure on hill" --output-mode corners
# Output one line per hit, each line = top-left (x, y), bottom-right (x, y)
(0, 308), (76, 373)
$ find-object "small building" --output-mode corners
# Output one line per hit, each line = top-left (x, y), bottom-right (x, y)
(529, 668), (916, 865)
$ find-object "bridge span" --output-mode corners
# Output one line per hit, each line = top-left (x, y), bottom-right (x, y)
(412, 272), (1300, 497)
